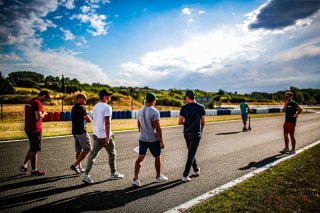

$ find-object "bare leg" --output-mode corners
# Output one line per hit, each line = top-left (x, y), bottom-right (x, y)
(30, 151), (38, 170)
(289, 134), (296, 151)
(134, 155), (145, 179)
(155, 156), (161, 178)
(23, 149), (31, 166)
(75, 151), (89, 167)
(283, 133), (289, 149)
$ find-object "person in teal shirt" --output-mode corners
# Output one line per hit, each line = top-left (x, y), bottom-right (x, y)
(240, 98), (253, 132)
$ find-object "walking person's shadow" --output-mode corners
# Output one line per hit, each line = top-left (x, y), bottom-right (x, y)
(239, 154), (285, 170)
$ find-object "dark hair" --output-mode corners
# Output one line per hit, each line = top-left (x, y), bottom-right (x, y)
(99, 89), (113, 100)
(38, 90), (50, 99)
(76, 94), (82, 100)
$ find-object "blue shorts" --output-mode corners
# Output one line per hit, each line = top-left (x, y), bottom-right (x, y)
(139, 140), (161, 157)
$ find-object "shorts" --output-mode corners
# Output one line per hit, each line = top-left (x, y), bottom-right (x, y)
(283, 122), (296, 134)
(241, 114), (248, 122)
(73, 132), (92, 152)
(25, 131), (42, 152)
(139, 140), (161, 157)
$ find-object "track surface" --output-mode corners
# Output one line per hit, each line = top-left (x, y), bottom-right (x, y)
(0, 113), (319, 213)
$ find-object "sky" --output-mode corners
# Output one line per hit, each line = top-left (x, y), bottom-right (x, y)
(0, 0), (320, 93)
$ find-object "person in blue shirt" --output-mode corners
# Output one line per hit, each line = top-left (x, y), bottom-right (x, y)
(240, 98), (253, 132)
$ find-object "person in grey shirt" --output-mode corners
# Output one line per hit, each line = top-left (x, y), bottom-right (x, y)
(132, 93), (168, 187)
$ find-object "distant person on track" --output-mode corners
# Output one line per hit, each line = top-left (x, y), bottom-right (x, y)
(20, 91), (50, 176)
(132, 93), (168, 187)
(82, 89), (124, 184)
(240, 98), (253, 132)
(70, 93), (92, 174)
(280, 91), (302, 154)
(179, 90), (205, 182)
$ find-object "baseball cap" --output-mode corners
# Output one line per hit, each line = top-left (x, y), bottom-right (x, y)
(99, 89), (113, 99)
(38, 90), (50, 99)
(146, 93), (158, 102)
(185, 90), (195, 99)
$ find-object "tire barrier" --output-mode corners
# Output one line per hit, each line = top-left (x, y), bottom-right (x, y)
(60, 112), (66, 121)
(43, 114), (48, 122)
(42, 107), (283, 122)
(54, 112), (60, 121)
(48, 112), (54, 121)
(66, 111), (72, 121)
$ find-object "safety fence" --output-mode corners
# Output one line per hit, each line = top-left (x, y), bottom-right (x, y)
(42, 107), (282, 122)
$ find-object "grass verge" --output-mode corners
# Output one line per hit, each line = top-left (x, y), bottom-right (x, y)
(188, 143), (320, 212)
(0, 113), (283, 141)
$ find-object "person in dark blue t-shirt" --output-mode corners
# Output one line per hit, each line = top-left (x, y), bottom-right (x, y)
(178, 90), (206, 182)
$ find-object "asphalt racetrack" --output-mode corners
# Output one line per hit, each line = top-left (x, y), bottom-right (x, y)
(0, 113), (319, 212)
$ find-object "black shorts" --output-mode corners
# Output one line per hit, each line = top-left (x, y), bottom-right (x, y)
(25, 131), (42, 152)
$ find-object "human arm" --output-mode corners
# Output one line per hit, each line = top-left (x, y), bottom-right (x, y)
(84, 114), (92, 123)
(201, 115), (205, 133)
(137, 120), (141, 132)
(293, 105), (303, 118)
(282, 101), (288, 113)
(35, 111), (47, 120)
(178, 116), (184, 125)
(154, 119), (164, 149)
(104, 116), (111, 146)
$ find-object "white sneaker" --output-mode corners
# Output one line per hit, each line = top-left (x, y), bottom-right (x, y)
(82, 175), (93, 184)
(156, 175), (168, 182)
(111, 171), (125, 179)
(132, 179), (141, 187)
(193, 168), (201, 176)
(181, 176), (191, 182)
(279, 148), (289, 154)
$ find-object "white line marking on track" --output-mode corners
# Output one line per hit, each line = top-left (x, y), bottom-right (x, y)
(164, 140), (320, 213)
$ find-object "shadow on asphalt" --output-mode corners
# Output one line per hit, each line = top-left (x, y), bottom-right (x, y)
(1, 179), (183, 212)
(238, 154), (285, 170)
(0, 174), (80, 193)
(216, 131), (242, 135)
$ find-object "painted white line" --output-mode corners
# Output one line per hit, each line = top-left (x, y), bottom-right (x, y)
(165, 140), (320, 213)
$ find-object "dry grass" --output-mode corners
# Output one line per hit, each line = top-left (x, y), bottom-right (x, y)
(0, 113), (283, 141)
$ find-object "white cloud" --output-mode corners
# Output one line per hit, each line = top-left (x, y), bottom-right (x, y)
(60, 28), (75, 41)
(182, 8), (192, 15)
(81, 5), (91, 13)
(54, 15), (63, 19)
(20, 47), (110, 84)
(75, 37), (88, 46)
(77, 13), (109, 36)
(198, 10), (206, 14)
(272, 38), (320, 62)
(0, 0), (59, 45)
(120, 28), (263, 86)
(0, 52), (23, 62)
(187, 18), (194, 23)
(64, 0), (75, 9)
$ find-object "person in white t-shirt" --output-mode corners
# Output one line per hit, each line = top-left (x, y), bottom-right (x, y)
(82, 89), (124, 184)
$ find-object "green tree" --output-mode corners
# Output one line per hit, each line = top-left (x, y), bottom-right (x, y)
(0, 72), (15, 94)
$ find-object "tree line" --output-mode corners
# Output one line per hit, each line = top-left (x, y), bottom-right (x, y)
(1, 71), (319, 106)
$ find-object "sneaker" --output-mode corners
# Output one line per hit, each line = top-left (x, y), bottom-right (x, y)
(132, 179), (141, 187)
(31, 170), (45, 176)
(288, 150), (296, 154)
(279, 148), (289, 154)
(82, 175), (94, 184)
(193, 168), (201, 177)
(111, 171), (125, 179)
(181, 176), (191, 182)
(19, 166), (28, 173)
(243, 128), (248, 132)
(79, 167), (85, 173)
(70, 164), (81, 174)
(156, 175), (168, 183)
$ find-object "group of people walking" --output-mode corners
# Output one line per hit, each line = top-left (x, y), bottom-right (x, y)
(20, 89), (302, 186)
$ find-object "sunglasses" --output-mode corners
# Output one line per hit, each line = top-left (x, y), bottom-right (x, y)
(80, 96), (87, 100)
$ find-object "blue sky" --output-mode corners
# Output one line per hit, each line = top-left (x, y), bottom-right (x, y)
(1, 0), (320, 93)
